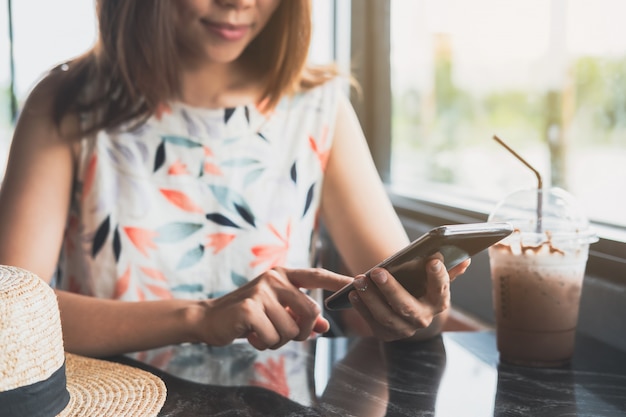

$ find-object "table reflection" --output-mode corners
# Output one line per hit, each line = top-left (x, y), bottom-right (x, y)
(111, 331), (626, 416)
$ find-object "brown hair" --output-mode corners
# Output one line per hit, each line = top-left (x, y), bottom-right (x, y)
(52, 0), (338, 136)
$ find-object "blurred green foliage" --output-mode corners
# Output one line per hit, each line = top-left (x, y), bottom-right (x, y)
(392, 54), (626, 185)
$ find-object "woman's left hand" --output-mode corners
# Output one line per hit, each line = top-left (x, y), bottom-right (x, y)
(347, 258), (470, 341)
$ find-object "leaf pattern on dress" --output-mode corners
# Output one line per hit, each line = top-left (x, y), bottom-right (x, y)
(176, 244), (205, 270)
(234, 203), (256, 227)
(111, 141), (135, 164)
(171, 283), (204, 293)
(203, 161), (222, 176)
(224, 108), (236, 124)
(220, 159), (264, 187)
(231, 271), (248, 287)
(309, 125), (330, 170)
(181, 108), (200, 137)
(249, 222), (291, 270)
(160, 189), (204, 213)
(290, 162), (297, 184)
(139, 267), (173, 299)
(124, 227), (158, 257)
(221, 158), (259, 167)
(154, 222), (203, 242)
(168, 159), (189, 175)
(209, 185), (256, 226)
(114, 265), (173, 300)
(250, 357), (289, 397)
(113, 225), (121, 262)
(303, 183), (315, 218)
(154, 140), (166, 172)
(206, 233), (236, 254)
(163, 135), (203, 149)
(134, 139), (149, 163)
(243, 168), (264, 187)
(114, 266), (132, 299)
(92, 215), (111, 258)
(205, 213), (241, 228)
(106, 147), (120, 165)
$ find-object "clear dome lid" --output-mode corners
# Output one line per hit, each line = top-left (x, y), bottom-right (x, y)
(488, 187), (598, 246)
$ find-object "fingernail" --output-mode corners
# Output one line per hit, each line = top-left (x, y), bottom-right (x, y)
(349, 291), (360, 303)
(371, 268), (387, 284)
(429, 260), (442, 273)
(353, 277), (367, 291)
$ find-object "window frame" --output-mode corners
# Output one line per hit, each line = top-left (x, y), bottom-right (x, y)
(348, 0), (626, 349)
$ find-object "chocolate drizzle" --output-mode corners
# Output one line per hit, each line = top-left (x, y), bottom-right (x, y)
(493, 228), (565, 256)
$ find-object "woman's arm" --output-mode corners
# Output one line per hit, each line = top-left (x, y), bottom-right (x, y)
(321, 93), (465, 340)
(0, 75), (200, 356)
(321, 93), (409, 274)
(0, 75), (75, 279)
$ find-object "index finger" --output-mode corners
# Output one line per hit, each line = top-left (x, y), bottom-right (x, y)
(281, 267), (354, 292)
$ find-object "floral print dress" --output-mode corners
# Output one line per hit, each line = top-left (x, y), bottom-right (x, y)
(57, 79), (341, 403)
(58, 79), (340, 302)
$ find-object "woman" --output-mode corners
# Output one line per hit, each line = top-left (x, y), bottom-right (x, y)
(0, 0), (467, 357)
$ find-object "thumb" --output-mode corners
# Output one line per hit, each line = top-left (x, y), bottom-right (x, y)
(312, 315), (330, 334)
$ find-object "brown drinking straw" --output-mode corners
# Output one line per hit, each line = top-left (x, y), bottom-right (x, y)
(493, 135), (543, 233)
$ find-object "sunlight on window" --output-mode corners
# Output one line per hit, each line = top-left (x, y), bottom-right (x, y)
(0, 0), (97, 176)
(11, 0), (97, 99)
(390, 0), (626, 230)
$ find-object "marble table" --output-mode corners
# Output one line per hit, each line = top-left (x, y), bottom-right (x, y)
(112, 331), (626, 416)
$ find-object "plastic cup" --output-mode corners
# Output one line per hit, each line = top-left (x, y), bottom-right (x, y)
(487, 187), (598, 367)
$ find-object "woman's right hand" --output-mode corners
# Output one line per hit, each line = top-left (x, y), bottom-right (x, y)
(191, 267), (352, 350)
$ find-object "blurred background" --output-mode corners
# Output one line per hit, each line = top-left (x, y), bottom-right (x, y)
(389, 0), (626, 230)
(1, 0), (624, 231)
(1, 0), (624, 347)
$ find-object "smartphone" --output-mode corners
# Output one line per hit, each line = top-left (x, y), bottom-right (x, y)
(324, 222), (514, 310)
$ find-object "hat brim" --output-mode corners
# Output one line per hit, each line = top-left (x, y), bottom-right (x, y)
(57, 353), (166, 417)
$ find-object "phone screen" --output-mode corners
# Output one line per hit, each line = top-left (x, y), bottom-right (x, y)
(324, 222), (513, 310)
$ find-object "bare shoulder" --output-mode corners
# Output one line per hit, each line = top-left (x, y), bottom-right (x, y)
(0, 69), (79, 279)
(15, 67), (80, 144)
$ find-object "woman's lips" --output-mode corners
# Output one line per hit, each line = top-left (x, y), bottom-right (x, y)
(203, 21), (250, 41)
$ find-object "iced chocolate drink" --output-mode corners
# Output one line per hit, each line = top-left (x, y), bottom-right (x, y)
(489, 238), (589, 367)
(488, 187), (597, 368)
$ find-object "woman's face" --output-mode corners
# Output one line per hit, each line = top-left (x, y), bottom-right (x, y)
(174, 0), (281, 65)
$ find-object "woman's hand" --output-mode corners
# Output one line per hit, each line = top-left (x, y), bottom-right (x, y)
(192, 267), (352, 350)
(347, 258), (470, 341)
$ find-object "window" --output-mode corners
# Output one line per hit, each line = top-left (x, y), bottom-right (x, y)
(0, 1), (12, 163)
(388, 0), (626, 237)
(0, 0), (97, 175)
(349, 0), (626, 350)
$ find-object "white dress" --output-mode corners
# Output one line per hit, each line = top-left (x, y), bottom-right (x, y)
(57, 79), (342, 404)
(57, 79), (340, 302)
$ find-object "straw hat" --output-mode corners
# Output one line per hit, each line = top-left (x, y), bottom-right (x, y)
(0, 265), (167, 417)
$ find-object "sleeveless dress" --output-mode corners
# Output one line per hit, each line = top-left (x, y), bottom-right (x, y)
(56, 79), (342, 405)
(57, 79), (340, 302)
